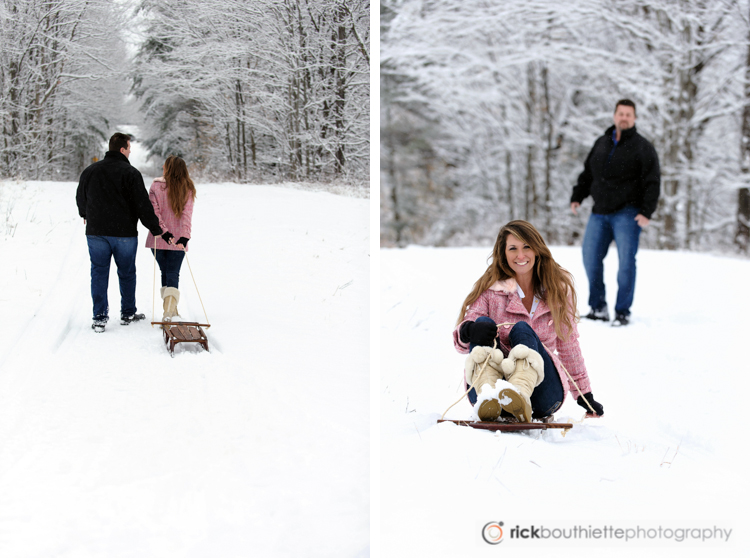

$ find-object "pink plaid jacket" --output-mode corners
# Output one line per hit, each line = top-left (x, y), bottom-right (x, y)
(145, 178), (194, 252)
(453, 278), (592, 400)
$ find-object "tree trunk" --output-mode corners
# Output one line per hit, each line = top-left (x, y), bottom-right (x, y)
(505, 150), (515, 221)
(333, 3), (347, 175)
(525, 63), (537, 222)
(738, 3), (750, 251)
(541, 64), (553, 240)
(384, 87), (402, 245)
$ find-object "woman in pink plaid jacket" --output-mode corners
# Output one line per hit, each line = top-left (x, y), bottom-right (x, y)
(453, 220), (604, 422)
(145, 155), (196, 322)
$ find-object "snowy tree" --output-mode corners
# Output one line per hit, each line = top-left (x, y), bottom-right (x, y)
(381, 0), (624, 246)
(0, 0), (130, 180)
(133, 0), (370, 183)
(382, 0), (750, 254)
(606, 0), (746, 250)
(0, 0), (369, 184)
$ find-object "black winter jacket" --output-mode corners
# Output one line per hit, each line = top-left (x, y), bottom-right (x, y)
(571, 125), (660, 219)
(76, 151), (163, 237)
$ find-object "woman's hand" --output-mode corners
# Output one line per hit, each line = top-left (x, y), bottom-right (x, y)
(460, 320), (498, 347)
(577, 392), (604, 417)
(161, 231), (174, 245)
(176, 237), (189, 248)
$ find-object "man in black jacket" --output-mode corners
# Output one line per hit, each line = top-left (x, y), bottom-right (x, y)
(570, 99), (660, 327)
(76, 132), (173, 332)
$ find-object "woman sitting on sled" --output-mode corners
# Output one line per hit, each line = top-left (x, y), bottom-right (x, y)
(145, 155), (196, 322)
(453, 220), (604, 422)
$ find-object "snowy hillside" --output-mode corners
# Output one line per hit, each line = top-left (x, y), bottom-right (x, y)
(0, 179), (369, 557)
(380, 245), (750, 557)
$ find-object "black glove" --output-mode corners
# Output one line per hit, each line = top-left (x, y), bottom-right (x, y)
(577, 392), (604, 416)
(176, 237), (189, 248)
(459, 320), (497, 347)
(161, 231), (174, 244)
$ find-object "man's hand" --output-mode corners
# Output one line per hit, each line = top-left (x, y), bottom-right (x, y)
(570, 202), (580, 215)
(635, 214), (650, 227)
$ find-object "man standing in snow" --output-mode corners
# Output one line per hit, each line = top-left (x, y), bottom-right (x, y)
(76, 132), (173, 333)
(570, 99), (660, 327)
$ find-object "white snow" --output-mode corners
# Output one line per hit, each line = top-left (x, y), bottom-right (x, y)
(0, 179), (369, 557)
(380, 244), (750, 557)
(5, 174), (750, 557)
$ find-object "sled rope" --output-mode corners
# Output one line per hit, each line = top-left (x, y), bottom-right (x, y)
(440, 338), (498, 420)
(152, 249), (157, 326)
(180, 245), (210, 327)
(550, 348), (596, 415)
(490, 322), (597, 415)
(441, 321), (597, 419)
(440, 338), (497, 420)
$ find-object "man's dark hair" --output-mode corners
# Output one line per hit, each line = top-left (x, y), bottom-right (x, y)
(615, 99), (636, 116)
(109, 132), (131, 153)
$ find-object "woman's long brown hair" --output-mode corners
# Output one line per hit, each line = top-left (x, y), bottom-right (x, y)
(163, 155), (196, 218)
(456, 220), (579, 340)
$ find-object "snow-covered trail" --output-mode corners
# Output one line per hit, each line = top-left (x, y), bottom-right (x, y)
(0, 180), (369, 557)
(380, 245), (750, 557)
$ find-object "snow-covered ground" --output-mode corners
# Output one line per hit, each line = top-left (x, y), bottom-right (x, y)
(0, 178), (369, 557)
(380, 244), (750, 557)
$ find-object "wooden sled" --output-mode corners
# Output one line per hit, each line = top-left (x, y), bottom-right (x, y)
(151, 321), (209, 357)
(437, 419), (573, 433)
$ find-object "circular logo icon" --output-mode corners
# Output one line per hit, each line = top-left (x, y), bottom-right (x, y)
(482, 521), (504, 545)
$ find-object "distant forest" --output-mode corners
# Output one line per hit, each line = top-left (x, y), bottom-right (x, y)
(1, 0), (370, 184)
(381, 0), (750, 253)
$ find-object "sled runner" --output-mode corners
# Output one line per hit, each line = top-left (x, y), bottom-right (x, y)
(437, 419), (573, 433)
(151, 321), (209, 357)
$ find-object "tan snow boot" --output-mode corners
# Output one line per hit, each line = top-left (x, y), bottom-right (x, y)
(161, 287), (180, 322)
(465, 346), (505, 421)
(499, 344), (545, 422)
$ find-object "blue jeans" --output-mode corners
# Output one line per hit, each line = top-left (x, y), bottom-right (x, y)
(582, 206), (642, 316)
(152, 249), (185, 288)
(86, 236), (138, 319)
(467, 319), (564, 418)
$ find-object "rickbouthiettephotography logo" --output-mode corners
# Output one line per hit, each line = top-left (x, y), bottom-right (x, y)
(478, 520), (733, 547)
(482, 521), (505, 545)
